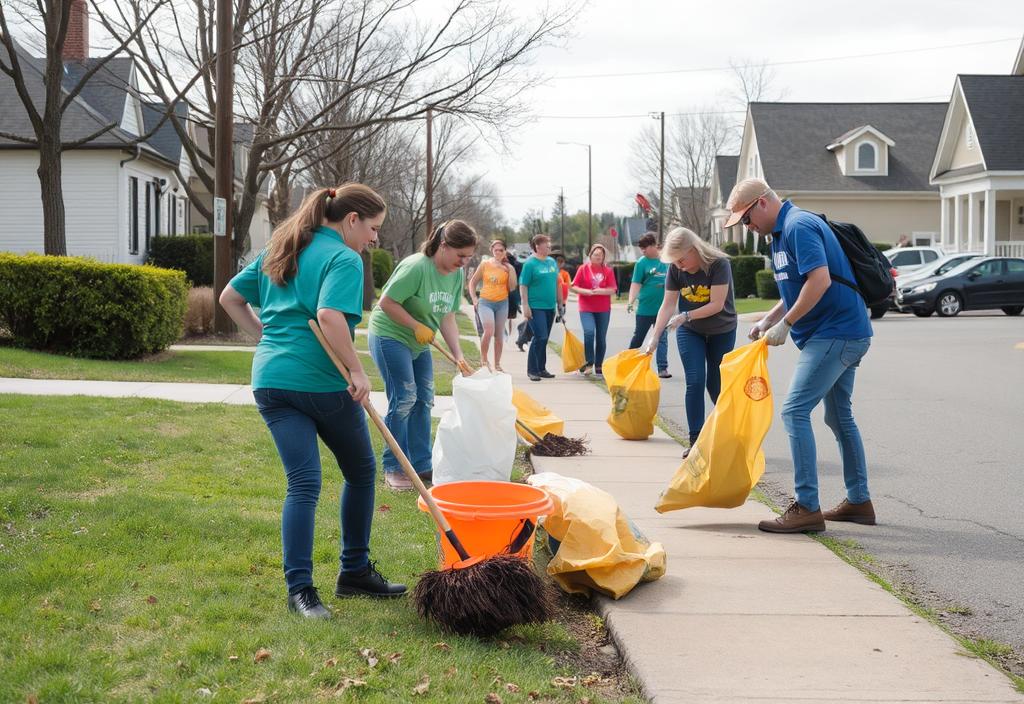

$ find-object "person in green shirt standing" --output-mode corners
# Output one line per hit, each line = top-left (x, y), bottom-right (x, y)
(518, 233), (564, 381)
(220, 183), (406, 620)
(368, 220), (478, 490)
(627, 232), (671, 378)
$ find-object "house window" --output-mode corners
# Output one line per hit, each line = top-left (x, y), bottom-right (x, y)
(170, 195), (177, 235)
(1018, 205), (1023, 225)
(856, 142), (876, 171)
(129, 177), (139, 255)
(154, 186), (161, 237)
(144, 182), (153, 251)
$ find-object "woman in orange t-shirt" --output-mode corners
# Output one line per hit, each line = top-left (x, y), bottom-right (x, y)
(556, 255), (571, 302)
(469, 239), (518, 371)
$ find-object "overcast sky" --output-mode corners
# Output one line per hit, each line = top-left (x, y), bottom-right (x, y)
(471, 0), (1023, 226)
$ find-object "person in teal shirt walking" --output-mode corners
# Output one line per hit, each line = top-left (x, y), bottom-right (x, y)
(627, 232), (671, 378)
(220, 183), (406, 620)
(518, 233), (564, 381)
(368, 220), (478, 490)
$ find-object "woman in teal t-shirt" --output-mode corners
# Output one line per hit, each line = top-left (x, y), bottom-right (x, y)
(627, 232), (671, 378)
(368, 220), (478, 490)
(220, 183), (406, 619)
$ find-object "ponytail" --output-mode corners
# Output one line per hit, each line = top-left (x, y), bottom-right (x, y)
(421, 219), (479, 257)
(263, 182), (385, 285)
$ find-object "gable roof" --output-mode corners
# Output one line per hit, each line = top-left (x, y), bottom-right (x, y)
(62, 58), (134, 127)
(714, 155), (739, 203)
(749, 102), (947, 192)
(142, 100), (188, 163)
(957, 75), (1024, 171)
(826, 124), (895, 150)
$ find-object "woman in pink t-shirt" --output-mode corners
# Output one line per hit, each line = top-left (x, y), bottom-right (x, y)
(570, 244), (617, 376)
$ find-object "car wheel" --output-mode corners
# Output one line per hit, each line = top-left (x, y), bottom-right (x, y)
(912, 309), (933, 318)
(869, 305), (886, 319)
(1002, 306), (1024, 316)
(936, 291), (962, 317)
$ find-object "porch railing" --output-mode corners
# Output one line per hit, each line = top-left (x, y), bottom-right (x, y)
(995, 241), (1024, 258)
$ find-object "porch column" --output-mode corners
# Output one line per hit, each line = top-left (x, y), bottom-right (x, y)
(983, 189), (996, 256)
(939, 196), (950, 250)
(967, 192), (977, 252)
(953, 194), (963, 253)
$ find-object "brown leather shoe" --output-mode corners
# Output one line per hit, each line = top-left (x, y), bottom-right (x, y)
(758, 502), (826, 533)
(823, 499), (876, 525)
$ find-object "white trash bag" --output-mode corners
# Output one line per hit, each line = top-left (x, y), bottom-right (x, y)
(431, 369), (518, 485)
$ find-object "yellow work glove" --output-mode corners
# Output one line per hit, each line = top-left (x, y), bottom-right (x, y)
(413, 323), (435, 345)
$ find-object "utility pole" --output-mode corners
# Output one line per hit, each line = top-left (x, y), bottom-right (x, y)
(587, 144), (593, 253)
(658, 111), (665, 239)
(559, 187), (565, 254)
(425, 106), (433, 240)
(212, 0), (234, 333)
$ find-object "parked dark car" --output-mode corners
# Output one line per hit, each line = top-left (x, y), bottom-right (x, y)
(895, 257), (1024, 317)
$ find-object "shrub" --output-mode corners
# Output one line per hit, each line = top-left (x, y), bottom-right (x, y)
(183, 286), (214, 336)
(370, 248), (395, 288)
(728, 255), (766, 298)
(742, 230), (755, 255)
(0, 253), (188, 359)
(722, 241), (740, 256)
(755, 269), (780, 299)
(611, 262), (635, 295)
(872, 241), (892, 253)
(148, 234), (214, 286)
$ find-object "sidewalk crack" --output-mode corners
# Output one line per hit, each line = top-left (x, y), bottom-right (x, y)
(884, 494), (1024, 545)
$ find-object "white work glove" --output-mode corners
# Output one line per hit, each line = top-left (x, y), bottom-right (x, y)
(764, 318), (792, 346)
(666, 313), (686, 330)
(748, 319), (766, 340)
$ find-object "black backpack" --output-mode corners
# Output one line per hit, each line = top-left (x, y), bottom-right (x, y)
(816, 214), (895, 306)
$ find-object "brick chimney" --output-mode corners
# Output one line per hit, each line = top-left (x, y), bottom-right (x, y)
(62, 0), (89, 62)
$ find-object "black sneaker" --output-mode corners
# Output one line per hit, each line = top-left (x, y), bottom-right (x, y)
(658, 370), (672, 379)
(528, 373), (541, 381)
(287, 586), (331, 619)
(335, 562), (407, 598)
(539, 371), (555, 379)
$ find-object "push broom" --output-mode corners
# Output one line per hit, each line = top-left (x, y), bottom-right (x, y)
(428, 340), (590, 458)
(308, 321), (555, 637)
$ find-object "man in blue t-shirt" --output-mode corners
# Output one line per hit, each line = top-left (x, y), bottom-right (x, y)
(724, 178), (875, 534)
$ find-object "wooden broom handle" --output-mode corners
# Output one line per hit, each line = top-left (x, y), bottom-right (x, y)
(308, 320), (471, 561)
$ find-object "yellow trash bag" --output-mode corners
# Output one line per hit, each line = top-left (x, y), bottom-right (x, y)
(656, 339), (772, 511)
(561, 325), (585, 373)
(512, 389), (564, 443)
(602, 349), (660, 440)
(527, 472), (666, 599)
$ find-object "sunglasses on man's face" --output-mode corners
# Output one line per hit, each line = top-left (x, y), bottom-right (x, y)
(740, 199), (759, 226)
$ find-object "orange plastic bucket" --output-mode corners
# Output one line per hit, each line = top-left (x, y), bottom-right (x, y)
(417, 481), (554, 569)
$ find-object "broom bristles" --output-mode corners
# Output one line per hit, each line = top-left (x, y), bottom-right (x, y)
(529, 432), (590, 457)
(413, 554), (557, 637)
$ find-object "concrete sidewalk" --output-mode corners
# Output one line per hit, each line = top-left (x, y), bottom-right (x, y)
(0, 377), (454, 418)
(496, 327), (1023, 702)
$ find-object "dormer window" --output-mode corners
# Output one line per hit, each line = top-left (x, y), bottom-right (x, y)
(856, 142), (877, 171)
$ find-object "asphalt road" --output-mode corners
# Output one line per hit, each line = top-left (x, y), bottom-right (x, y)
(547, 299), (1024, 659)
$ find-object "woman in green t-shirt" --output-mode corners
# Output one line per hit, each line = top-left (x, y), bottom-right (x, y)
(220, 183), (406, 620)
(368, 220), (478, 490)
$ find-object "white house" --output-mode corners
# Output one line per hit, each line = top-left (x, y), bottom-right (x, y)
(928, 38), (1024, 258)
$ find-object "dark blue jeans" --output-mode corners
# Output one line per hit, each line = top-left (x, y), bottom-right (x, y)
(527, 308), (555, 375)
(629, 314), (669, 372)
(367, 333), (434, 476)
(676, 326), (737, 444)
(254, 388), (376, 594)
(579, 311), (611, 369)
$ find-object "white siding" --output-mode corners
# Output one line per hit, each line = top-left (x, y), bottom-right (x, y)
(120, 94), (140, 136)
(0, 150), (120, 262)
(122, 157), (178, 264)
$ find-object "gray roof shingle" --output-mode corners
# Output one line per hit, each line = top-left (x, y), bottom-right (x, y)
(750, 102), (948, 192)
(62, 58), (133, 126)
(142, 100), (187, 163)
(958, 75), (1024, 171)
(714, 155), (739, 202)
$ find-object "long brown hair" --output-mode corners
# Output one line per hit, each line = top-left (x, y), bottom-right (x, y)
(420, 219), (478, 257)
(263, 182), (386, 285)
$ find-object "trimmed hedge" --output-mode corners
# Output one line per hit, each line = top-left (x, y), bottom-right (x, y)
(755, 269), (780, 299)
(611, 262), (635, 295)
(370, 248), (395, 288)
(871, 241), (892, 253)
(722, 241), (740, 256)
(728, 255), (766, 298)
(0, 253), (188, 359)
(148, 234), (214, 286)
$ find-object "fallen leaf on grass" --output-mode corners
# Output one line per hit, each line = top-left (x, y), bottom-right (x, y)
(580, 673), (610, 687)
(145, 595), (157, 605)
(527, 692), (540, 701)
(378, 504), (391, 512)
(505, 683), (520, 693)
(241, 697), (265, 704)
(254, 648), (271, 663)
(195, 688), (212, 697)
(26, 695), (39, 704)
(484, 694), (503, 704)
(386, 652), (402, 665)
(89, 600), (101, 613)
(552, 676), (577, 689)
(335, 678), (366, 696)
(324, 658), (338, 668)
(228, 655), (239, 662)
(359, 648), (378, 667)
(433, 642), (451, 651)
(412, 675), (430, 695)
(445, 667), (458, 677)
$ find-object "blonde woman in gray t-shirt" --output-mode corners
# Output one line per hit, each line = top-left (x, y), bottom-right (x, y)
(644, 227), (737, 456)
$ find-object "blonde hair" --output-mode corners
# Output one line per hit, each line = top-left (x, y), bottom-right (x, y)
(660, 227), (728, 271)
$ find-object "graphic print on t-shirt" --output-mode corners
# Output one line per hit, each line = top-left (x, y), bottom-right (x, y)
(680, 285), (711, 303)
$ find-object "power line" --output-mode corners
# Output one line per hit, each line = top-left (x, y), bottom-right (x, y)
(550, 37), (1020, 81)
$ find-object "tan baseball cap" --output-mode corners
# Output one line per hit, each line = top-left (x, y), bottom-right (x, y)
(724, 177), (771, 228)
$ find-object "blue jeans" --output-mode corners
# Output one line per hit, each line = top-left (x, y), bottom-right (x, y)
(781, 337), (871, 512)
(676, 326), (737, 443)
(527, 308), (555, 375)
(254, 388), (376, 593)
(579, 311), (611, 369)
(629, 314), (669, 372)
(368, 333), (433, 477)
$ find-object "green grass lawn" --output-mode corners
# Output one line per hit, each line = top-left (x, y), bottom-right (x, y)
(734, 297), (778, 314)
(0, 395), (638, 703)
(0, 336), (482, 397)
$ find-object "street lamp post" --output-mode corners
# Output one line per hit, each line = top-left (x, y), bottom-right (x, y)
(556, 141), (592, 253)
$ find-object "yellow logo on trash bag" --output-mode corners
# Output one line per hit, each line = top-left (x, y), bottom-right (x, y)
(744, 376), (769, 401)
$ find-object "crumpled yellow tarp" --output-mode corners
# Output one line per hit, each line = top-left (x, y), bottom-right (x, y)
(527, 472), (666, 599)
(656, 339), (773, 511)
